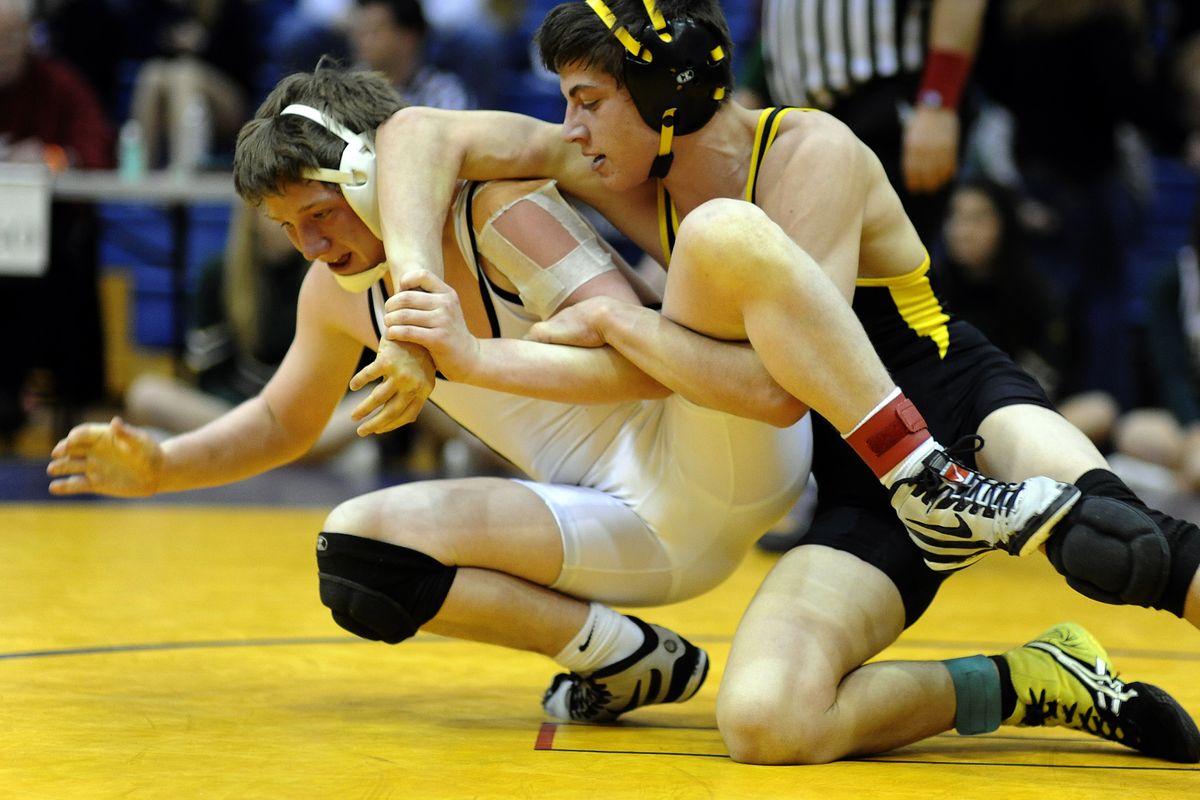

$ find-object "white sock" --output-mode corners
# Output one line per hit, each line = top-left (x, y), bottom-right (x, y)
(553, 603), (644, 675)
(879, 436), (940, 487)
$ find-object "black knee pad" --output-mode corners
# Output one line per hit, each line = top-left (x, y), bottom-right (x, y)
(1045, 496), (1170, 608)
(1073, 468), (1200, 616)
(316, 532), (457, 644)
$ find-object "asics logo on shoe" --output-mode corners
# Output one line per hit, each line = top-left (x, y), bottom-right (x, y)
(907, 514), (973, 539)
(1027, 641), (1139, 712)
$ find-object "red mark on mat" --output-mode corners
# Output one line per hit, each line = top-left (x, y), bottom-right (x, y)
(534, 722), (558, 750)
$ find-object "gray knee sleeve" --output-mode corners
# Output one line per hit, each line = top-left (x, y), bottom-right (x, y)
(316, 532), (457, 644)
(1045, 497), (1170, 608)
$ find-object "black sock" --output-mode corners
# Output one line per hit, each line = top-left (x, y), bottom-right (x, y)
(988, 654), (1017, 721)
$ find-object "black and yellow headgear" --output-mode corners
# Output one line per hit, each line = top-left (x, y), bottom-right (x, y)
(586, 0), (730, 177)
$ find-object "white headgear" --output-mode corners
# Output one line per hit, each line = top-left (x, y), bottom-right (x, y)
(280, 103), (389, 292)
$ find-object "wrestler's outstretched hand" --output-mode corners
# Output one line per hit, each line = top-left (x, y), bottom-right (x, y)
(47, 417), (163, 497)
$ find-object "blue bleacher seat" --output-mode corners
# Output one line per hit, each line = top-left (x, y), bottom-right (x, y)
(1126, 157), (1198, 324)
(501, 71), (567, 122)
(98, 201), (232, 347)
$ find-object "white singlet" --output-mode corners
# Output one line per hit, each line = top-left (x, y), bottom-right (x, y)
(366, 184), (813, 605)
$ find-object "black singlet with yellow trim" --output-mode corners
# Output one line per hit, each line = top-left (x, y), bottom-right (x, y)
(657, 108), (1060, 626)
(656, 106), (954, 368)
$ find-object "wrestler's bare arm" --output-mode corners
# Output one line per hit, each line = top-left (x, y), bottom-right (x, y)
(387, 266), (671, 404)
(530, 296), (807, 427)
(48, 268), (364, 497)
(374, 107), (663, 268)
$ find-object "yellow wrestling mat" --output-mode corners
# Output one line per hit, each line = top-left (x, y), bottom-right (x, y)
(2, 504), (1197, 798)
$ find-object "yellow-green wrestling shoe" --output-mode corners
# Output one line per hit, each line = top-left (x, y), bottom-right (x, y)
(1002, 622), (1199, 763)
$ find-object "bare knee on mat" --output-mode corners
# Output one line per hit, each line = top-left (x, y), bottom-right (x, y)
(718, 683), (844, 765)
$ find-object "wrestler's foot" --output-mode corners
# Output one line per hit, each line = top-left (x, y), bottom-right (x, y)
(1002, 622), (1200, 763)
(542, 616), (709, 723)
(890, 438), (1080, 571)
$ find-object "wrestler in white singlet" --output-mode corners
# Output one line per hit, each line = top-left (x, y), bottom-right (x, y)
(366, 182), (813, 606)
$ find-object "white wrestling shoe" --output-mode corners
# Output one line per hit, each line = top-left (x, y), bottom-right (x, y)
(890, 438), (1080, 571)
(542, 616), (709, 723)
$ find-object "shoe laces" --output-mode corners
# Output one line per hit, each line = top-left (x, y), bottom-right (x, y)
(564, 674), (613, 720)
(1021, 654), (1142, 746)
(901, 436), (1024, 519)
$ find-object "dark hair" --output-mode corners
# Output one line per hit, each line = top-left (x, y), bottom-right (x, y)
(536, 0), (733, 89)
(950, 177), (1027, 275)
(937, 177), (1062, 364)
(233, 63), (403, 205)
(356, 0), (428, 34)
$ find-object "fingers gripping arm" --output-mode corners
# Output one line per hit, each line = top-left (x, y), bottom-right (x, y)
(368, 109), (572, 422)
(385, 268), (669, 404)
(534, 297), (808, 427)
(380, 176), (671, 404)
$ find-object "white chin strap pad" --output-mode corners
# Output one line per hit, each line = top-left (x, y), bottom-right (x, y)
(477, 181), (617, 319)
(281, 103), (383, 238)
(331, 260), (390, 294)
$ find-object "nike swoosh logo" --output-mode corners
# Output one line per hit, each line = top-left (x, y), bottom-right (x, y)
(578, 623), (596, 652)
(906, 514), (973, 539)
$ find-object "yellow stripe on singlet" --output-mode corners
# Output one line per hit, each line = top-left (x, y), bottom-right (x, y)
(743, 107), (802, 202)
(857, 254), (951, 358)
(657, 181), (680, 265)
(658, 107), (950, 360)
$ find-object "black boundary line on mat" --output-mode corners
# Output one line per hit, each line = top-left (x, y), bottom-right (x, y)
(6, 634), (1198, 665)
(535, 746), (1199, 771)
(0, 636), (378, 661)
(533, 724), (1199, 771)
(0, 631), (514, 662)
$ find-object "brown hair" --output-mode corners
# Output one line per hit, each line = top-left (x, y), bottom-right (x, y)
(233, 63), (403, 205)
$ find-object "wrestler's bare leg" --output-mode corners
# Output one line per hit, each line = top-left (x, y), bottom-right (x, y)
(323, 476), (587, 655)
(718, 545), (954, 764)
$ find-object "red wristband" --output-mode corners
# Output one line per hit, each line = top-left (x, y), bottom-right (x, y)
(917, 49), (971, 110)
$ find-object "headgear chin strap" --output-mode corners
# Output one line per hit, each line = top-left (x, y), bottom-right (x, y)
(329, 260), (391, 293)
(586, 0), (729, 178)
(280, 103), (383, 237)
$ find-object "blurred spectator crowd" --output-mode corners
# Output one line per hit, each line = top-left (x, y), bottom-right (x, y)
(5, 0), (1200, 495)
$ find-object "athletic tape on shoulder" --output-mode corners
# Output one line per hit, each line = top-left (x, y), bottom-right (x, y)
(477, 181), (616, 318)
